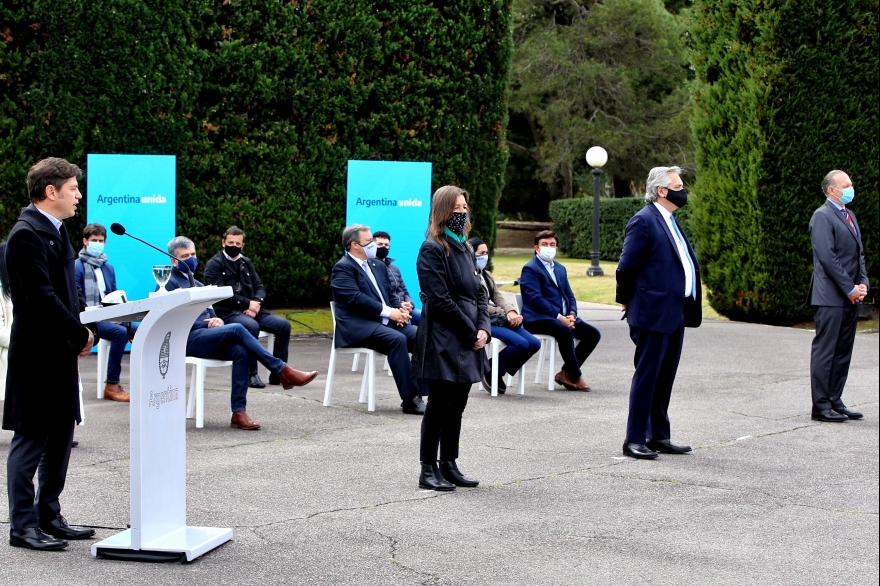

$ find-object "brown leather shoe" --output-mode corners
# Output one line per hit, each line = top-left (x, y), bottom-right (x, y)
(277, 365), (318, 390)
(554, 370), (577, 390)
(572, 376), (591, 392)
(230, 411), (261, 430)
(103, 383), (131, 402)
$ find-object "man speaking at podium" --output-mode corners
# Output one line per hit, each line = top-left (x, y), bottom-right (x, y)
(163, 236), (318, 430)
(4, 158), (98, 550)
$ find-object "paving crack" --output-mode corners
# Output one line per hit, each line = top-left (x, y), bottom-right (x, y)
(375, 530), (451, 585)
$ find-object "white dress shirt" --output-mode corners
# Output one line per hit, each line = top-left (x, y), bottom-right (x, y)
(653, 202), (694, 297)
(35, 206), (62, 233)
(94, 267), (107, 297)
(360, 259), (392, 325)
(538, 256), (567, 317)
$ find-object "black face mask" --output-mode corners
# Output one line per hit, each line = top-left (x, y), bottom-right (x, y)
(224, 245), (242, 257)
(375, 246), (389, 260)
(447, 211), (468, 234)
(664, 187), (688, 209)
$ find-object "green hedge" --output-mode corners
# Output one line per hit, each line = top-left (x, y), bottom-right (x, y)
(690, 0), (878, 323)
(0, 0), (513, 306)
(550, 196), (697, 261)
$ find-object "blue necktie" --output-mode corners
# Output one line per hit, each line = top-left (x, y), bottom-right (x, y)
(671, 218), (696, 299)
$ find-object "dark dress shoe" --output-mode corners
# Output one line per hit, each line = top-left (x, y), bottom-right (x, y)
(268, 373), (280, 385)
(9, 527), (68, 550)
(646, 438), (692, 454)
(401, 394), (426, 415)
(812, 409), (849, 422)
(439, 460), (479, 487)
(834, 407), (864, 420)
(248, 375), (266, 389)
(622, 442), (658, 459)
(418, 462), (455, 491)
(39, 516), (95, 540)
(277, 365), (319, 390)
(71, 440), (79, 448)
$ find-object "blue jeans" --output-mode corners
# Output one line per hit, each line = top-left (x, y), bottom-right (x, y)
(186, 323), (286, 412)
(489, 324), (541, 376)
(97, 321), (139, 384)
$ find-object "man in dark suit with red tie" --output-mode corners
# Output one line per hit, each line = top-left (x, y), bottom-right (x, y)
(616, 166), (701, 460)
(807, 170), (869, 422)
(3, 158), (98, 550)
(330, 224), (425, 415)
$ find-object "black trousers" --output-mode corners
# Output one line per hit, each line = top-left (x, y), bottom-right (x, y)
(811, 304), (859, 412)
(420, 380), (471, 463)
(625, 325), (684, 445)
(7, 425), (75, 530)
(225, 309), (291, 377)
(523, 317), (601, 379)
(356, 323), (423, 399)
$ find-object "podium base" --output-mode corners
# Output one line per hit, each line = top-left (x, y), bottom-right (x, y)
(92, 526), (233, 562)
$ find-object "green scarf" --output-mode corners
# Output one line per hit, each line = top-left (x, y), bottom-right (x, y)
(444, 228), (466, 243)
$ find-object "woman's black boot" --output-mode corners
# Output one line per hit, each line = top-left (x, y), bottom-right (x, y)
(419, 462), (455, 491)
(439, 460), (479, 487)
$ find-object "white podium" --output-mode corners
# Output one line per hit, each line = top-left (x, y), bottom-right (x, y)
(81, 286), (234, 562)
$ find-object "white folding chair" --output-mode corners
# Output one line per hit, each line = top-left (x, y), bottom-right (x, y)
(96, 338), (111, 398)
(485, 337), (526, 397)
(185, 357), (233, 428)
(257, 330), (276, 377)
(324, 302), (383, 411)
(515, 294), (557, 391)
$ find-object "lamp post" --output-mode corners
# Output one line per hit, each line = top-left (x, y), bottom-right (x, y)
(585, 146), (607, 277)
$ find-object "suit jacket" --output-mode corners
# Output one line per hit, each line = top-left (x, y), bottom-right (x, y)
(519, 255), (578, 323)
(411, 236), (490, 383)
(3, 205), (96, 432)
(808, 200), (869, 306)
(74, 257), (118, 302)
(330, 254), (401, 349)
(203, 251), (267, 319)
(616, 204), (702, 334)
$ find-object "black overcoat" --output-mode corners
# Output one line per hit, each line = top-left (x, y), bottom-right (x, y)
(411, 235), (490, 383)
(2, 205), (94, 433)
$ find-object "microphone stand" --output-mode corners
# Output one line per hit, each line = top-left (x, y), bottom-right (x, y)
(115, 230), (196, 288)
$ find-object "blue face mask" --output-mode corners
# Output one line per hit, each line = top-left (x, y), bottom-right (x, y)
(177, 256), (198, 274)
(475, 254), (488, 270)
(87, 241), (105, 256)
(840, 186), (854, 204)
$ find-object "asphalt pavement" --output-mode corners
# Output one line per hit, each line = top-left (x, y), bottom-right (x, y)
(1, 303), (877, 585)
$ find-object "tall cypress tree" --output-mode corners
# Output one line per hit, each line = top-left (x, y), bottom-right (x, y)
(690, 0), (878, 322)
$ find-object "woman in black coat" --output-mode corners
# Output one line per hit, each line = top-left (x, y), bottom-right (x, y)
(411, 186), (491, 491)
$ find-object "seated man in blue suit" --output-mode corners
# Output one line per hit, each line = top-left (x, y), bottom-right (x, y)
(164, 236), (318, 430)
(331, 224), (425, 415)
(616, 166), (701, 460)
(520, 230), (601, 391)
(74, 222), (137, 402)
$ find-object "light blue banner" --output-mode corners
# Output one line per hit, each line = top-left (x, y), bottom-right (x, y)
(346, 161), (432, 309)
(86, 154), (176, 302)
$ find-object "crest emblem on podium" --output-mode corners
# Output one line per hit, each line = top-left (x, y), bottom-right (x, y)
(159, 332), (170, 379)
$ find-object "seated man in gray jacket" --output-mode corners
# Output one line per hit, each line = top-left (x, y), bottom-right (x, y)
(373, 231), (420, 325)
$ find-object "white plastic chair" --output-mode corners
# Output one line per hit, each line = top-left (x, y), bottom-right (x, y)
(96, 338), (111, 398)
(257, 330), (276, 377)
(515, 294), (557, 391)
(352, 354), (392, 376)
(485, 336), (526, 396)
(324, 302), (383, 411)
(185, 357), (233, 428)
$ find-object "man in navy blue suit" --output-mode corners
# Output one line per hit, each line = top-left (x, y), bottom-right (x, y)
(520, 230), (601, 391)
(330, 224), (425, 415)
(616, 166), (701, 460)
(74, 223), (136, 402)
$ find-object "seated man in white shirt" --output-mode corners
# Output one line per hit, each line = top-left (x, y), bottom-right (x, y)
(330, 224), (425, 415)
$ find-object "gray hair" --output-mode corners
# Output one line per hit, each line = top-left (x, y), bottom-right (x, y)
(167, 236), (195, 257)
(821, 170), (843, 197)
(342, 224), (369, 251)
(644, 166), (684, 203)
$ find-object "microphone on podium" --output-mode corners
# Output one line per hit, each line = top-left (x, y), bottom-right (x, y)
(110, 223), (196, 289)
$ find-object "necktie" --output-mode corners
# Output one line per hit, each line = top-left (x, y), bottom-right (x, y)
(671, 218), (697, 299)
(841, 209), (857, 233)
(362, 261), (387, 306)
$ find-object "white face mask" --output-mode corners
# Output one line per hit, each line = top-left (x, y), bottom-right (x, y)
(362, 241), (377, 260)
(538, 246), (556, 261)
(475, 254), (489, 270)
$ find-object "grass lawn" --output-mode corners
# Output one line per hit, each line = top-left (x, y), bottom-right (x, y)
(490, 254), (724, 321)
(270, 308), (335, 335)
